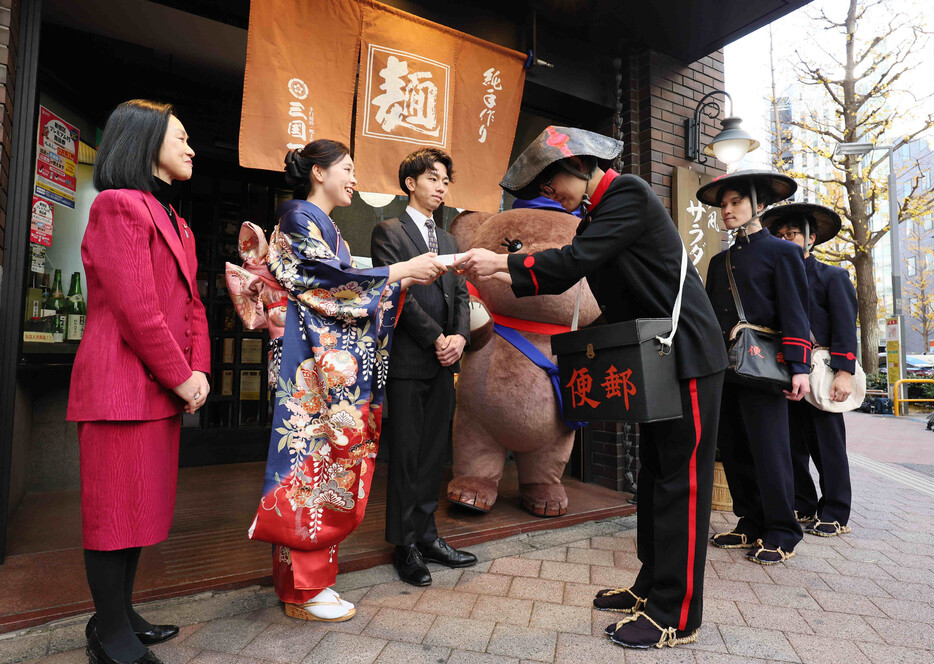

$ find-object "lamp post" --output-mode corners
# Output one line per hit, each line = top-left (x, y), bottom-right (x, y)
(833, 141), (904, 399)
(684, 90), (760, 165)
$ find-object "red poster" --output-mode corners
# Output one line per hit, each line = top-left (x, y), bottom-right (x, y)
(34, 106), (79, 209)
(30, 196), (54, 247)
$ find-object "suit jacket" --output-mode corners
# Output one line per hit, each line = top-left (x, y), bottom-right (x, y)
(805, 254), (858, 373)
(507, 173), (728, 381)
(370, 210), (470, 379)
(67, 189), (211, 421)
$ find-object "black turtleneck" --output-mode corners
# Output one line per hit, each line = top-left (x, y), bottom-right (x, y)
(151, 176), (182, 240)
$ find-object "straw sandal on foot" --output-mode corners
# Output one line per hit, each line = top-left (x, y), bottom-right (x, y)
(604, 611), (698, 649)
(284, 588), (355, 622)
(711, 530), (756, 549)
(593, 587), (647, 613)
(745, 539), (795, 565)
(805, 520), (851, 537)
(795, 511), (816, 525)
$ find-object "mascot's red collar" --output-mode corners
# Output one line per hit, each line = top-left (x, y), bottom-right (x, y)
(466, 281), (572, 335)
(587, 168), (619, 212)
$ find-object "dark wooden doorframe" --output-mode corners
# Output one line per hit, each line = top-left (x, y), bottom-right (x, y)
(0, 0), (43, 564)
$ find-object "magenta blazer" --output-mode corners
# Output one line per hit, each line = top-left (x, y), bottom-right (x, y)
(67, 189), (210, 422)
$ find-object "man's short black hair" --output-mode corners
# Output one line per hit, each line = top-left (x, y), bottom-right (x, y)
(94, 99), (176, 192)
(773, 213), (817, 237)
(716, 180), (775, 207)
(398, 148), (455, 196)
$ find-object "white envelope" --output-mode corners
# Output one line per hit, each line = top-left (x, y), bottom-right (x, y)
(435, 253), (462, 267)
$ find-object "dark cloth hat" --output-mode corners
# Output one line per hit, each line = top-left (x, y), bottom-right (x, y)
(695, 169), (797, 208)
(499, 126), (623, 200)
(763, 202), (842, 246)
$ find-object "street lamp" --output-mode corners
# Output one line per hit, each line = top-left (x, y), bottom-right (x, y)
(833, 141), (904, 398)
(684, 90), (760, 165)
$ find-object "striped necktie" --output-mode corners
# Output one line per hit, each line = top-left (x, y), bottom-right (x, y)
(425, 217), (439, 254)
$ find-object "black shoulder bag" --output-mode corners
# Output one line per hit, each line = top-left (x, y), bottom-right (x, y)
(725, 250), (792, 390)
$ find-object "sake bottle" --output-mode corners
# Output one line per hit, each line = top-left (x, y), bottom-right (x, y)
(49, 269), (66, 343)
(65, 272), (87, 342)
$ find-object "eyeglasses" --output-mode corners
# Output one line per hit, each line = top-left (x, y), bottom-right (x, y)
(539, 174), (557, 197)
(775, 230), (803, 241)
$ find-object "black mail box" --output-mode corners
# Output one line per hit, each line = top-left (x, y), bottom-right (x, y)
(551, 318), (682, 423)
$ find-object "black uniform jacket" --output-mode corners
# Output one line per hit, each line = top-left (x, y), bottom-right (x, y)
(506, 171), (727, 381)
(805, 254), (858, 374)
(705, 228), (811, 375)
(371, 210), (470, 380)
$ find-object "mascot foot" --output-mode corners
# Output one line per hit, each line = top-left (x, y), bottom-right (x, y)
(520, 483), (568, 518)
(447, 477), (499, 513)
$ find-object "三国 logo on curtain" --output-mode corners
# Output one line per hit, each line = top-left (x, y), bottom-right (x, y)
(362, 44), (450, 148)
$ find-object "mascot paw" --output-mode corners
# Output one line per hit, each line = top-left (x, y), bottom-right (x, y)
(520, 483), (569, 518)
(447, 477), (499, 512)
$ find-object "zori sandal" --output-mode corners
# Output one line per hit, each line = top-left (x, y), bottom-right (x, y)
(593, 587), (647, 613)
(805, 520), (851, 537)
(710, 530), (756, 549)
(284, 587), (356, 622)
(604, 611), (699, 649)
(744, 539), (795, 565)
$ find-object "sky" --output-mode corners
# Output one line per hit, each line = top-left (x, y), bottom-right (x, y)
(723, 0), (934, 171)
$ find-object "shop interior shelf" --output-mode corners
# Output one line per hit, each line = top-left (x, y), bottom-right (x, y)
(22, 342), (80, 354)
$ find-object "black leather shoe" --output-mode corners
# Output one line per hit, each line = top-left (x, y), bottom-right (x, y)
(416, 537), (477, 568)
(393, 544), (432, 586)
(87, 626), (164, 664)
(87, 615), (180, 646)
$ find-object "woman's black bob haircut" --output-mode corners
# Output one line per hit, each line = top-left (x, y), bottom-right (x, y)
(93, 100), (176, 192)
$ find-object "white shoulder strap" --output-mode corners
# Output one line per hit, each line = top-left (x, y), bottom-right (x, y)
(655, 244), (689, 352)
(569, 243), (689, 347)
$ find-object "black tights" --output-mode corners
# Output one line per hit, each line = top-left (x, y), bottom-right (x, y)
(84, 547), (154, 661)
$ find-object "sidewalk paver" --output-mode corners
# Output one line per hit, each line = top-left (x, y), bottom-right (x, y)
(9, 412), (934, 664)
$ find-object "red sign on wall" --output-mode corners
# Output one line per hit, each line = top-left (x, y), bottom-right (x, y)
(35, 106), (79, 209)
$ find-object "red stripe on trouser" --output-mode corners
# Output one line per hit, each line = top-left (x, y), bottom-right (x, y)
(530, 269), (540, 295)
(679, 378), (702, 631)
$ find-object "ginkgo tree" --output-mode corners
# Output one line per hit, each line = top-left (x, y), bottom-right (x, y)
(768, 0), (934, 372)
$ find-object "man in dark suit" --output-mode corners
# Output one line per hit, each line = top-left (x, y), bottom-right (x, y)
(370, 148), (476, 586)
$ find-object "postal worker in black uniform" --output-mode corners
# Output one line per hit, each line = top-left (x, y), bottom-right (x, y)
(371, 148), (476, 586)
(698, 171), (811, 565)
(765, 203), (856, 538)
(457, 126), (727, 650)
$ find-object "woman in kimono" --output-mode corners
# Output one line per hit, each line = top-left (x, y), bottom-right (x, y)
(246, 139), (444, 622)
(698, 171), (811, 566)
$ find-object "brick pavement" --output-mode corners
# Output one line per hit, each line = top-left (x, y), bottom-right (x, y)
(8, 413), (934, 664)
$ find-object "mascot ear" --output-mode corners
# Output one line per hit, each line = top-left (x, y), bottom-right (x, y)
(450, 210), (494, 252)
(467, 294), (495, 351)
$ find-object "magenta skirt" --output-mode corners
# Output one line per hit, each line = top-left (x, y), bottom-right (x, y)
(79, 415), (181, 550)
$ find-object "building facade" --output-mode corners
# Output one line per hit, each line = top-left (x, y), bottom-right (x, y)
(0, 0), (810, 601)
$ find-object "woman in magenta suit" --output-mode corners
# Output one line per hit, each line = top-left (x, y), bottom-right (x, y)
(67, 100), (210, 664)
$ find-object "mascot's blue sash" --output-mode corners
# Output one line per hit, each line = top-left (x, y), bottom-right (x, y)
(493, 323), (587, 430)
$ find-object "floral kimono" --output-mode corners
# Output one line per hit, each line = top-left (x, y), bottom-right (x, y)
(247, 199), (401, 602)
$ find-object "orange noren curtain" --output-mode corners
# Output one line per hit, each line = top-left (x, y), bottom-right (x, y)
(239, 0), (362, 171)
(240, 0), (526, 213)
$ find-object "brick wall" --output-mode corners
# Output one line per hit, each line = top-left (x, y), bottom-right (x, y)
(589, 48), (726, 495)
(0, 0), (19, 271)
(614, 49), (726, 211)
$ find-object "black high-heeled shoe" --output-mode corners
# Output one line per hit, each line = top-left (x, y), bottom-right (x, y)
(86, 626), (164, 664)
(86, 615), (179, 646)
